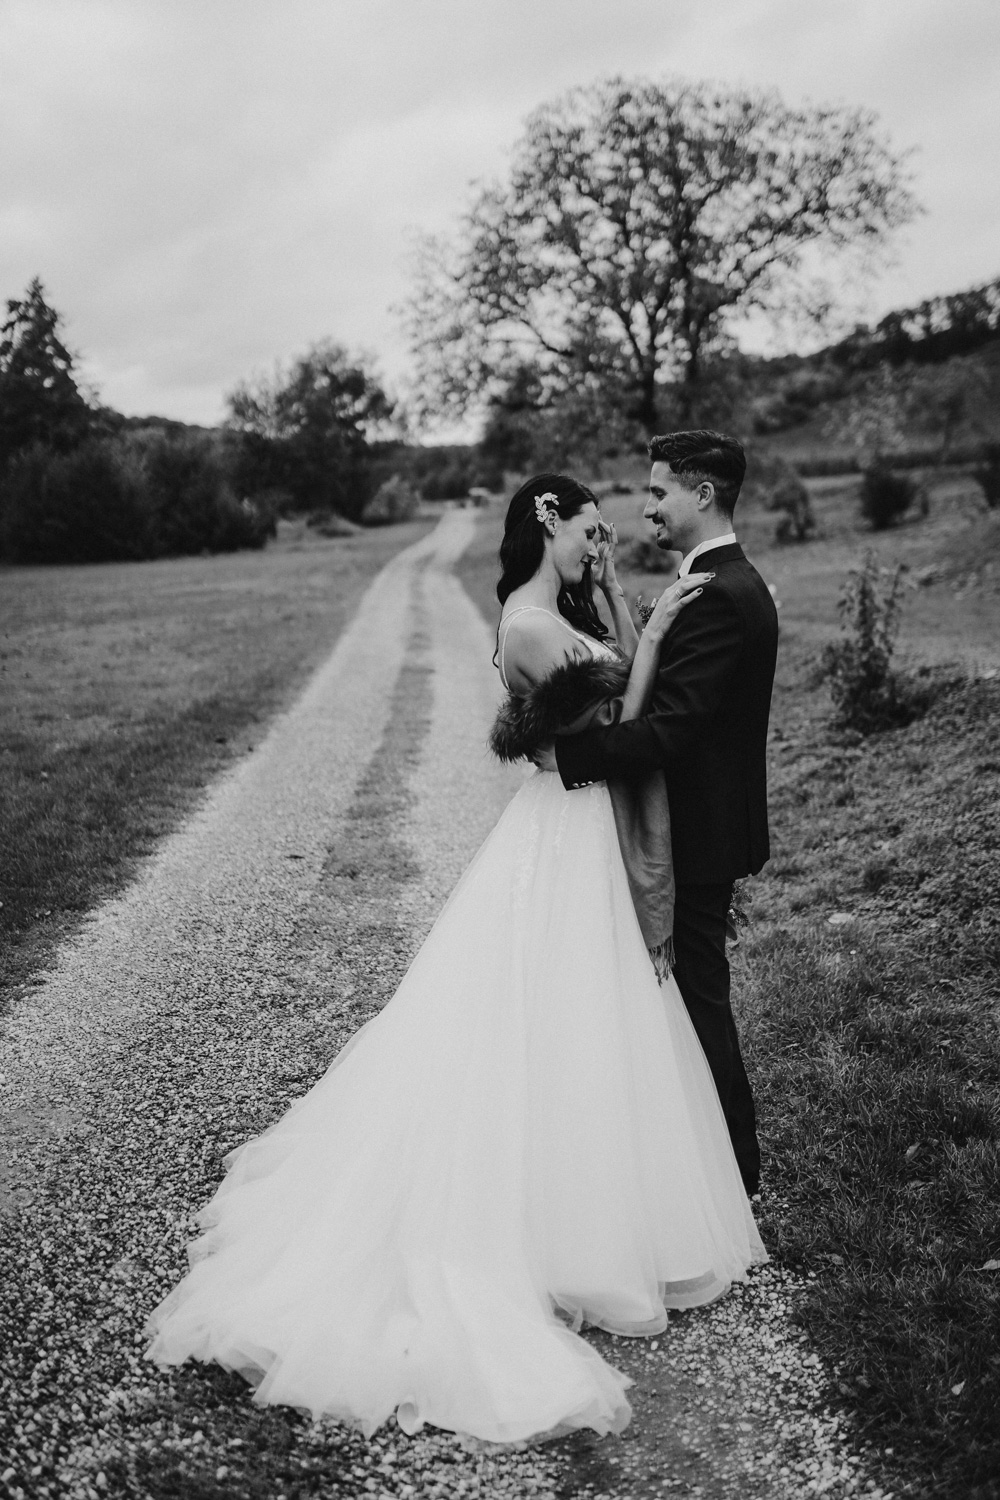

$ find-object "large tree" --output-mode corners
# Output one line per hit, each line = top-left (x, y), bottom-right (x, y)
(225, 340), (394, 517)
(406, 77), (918, 431)
(0, 277), (92, 466)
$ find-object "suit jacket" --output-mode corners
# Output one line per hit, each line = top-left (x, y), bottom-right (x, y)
(555, 542), (779, 885)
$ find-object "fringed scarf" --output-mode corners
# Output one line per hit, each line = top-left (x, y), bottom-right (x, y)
(490, 657), (675, 982)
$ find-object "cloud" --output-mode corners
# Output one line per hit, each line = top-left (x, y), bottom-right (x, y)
(1, 0), (997, 423)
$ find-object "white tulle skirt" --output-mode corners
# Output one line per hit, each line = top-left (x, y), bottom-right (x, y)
(146, 771), (766, 1442)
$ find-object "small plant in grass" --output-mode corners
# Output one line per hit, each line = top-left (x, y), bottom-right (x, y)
(822, 553), (931, 733)
(859, 461), (918, 530)
(772, 487), (816, 544)
(745, 451), (816, 543)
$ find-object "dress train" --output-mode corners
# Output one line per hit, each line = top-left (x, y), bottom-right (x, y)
(147, 771), (766, 1441)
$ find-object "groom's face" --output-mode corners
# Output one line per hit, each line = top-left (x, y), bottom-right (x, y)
(645, 463), (701, 554)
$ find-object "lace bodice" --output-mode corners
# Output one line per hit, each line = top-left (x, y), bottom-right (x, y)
(497, 606), (617, 692)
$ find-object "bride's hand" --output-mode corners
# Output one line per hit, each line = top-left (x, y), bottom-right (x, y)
(643, 572), (713, 641)
(590, 520), (618, 593)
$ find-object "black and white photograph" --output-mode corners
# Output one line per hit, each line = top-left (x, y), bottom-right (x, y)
(1, 3), (998, 1497)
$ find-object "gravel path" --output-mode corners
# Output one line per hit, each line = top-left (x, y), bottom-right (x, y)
(1, 518), (426, 1199)
(1, 511), (889, 1499)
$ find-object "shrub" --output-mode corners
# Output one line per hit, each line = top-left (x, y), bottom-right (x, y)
(748, 365), (850, 434)
(0, 438), (154, 563)
(621, 535), (677, 573)
(859, 462), (918, 530)
(141, 431), (274, 553)
(309, 511), (362, 538)
(821, 553), (933, 733)
(972, 441), (1000, 508)
(140, 430), (225, 553)
(745, 451), (816, 543)
(0, 431), (275, 564)
(773, 494), (816, 544)
(213, 491), (276, 552)
(793, 452), (861, 477)
(420, 458), (474, 501)
(788, 447), (988, 480)
(360, 474), (420, 526)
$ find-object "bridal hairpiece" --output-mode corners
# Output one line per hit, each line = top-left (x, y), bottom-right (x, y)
(534, 492), (558, 524)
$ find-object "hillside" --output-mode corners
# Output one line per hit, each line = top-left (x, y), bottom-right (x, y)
(746, 276), (1000, 466)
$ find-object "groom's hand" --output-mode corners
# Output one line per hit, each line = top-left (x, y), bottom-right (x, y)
(533, 740), (558, 773)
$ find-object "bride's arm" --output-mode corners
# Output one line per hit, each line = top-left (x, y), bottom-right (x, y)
(500, 613), (586, 696)
(600, 581), (639, 659)
(619, 573), (713, 721)
(591, 522), (639, 659)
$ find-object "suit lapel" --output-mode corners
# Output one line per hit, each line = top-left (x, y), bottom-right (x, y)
(655, 541), (746, 674)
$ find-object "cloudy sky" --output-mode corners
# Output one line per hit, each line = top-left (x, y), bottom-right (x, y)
(2, 0), (998, 429)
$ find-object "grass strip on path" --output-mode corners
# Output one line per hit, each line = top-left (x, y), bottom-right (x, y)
(0, 519), (432, 1011)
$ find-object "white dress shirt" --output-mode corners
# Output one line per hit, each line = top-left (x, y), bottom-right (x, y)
(678, 532), (738, 577)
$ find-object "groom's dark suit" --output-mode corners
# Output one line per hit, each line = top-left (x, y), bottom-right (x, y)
(555, 541), (778, 1193)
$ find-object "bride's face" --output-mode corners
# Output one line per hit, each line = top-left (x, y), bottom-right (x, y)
(549, 502), (601, 587)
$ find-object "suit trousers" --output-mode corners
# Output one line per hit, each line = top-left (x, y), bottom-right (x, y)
(671, 882), (761, 1196)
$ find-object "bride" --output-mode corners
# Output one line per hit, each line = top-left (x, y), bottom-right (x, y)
(146, 473), (766, 1444)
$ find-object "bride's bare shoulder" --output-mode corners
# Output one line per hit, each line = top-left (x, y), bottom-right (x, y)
(499, 610), (585, 693)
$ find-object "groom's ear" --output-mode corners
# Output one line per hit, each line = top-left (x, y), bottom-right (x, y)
(696, 481), (716, 511)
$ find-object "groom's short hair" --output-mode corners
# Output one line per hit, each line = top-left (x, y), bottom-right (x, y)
(647, 430), (746, 518)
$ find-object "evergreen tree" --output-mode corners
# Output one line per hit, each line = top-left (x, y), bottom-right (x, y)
(0, 277), (91, 466)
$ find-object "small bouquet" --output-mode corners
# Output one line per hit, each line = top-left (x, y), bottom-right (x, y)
(635, 594), (658, 627)
(726, 879), (751, 944)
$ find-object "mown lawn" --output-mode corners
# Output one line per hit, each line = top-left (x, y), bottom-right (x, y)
(458, 483), (1000, 1499)
(0, 517), (432, 1011)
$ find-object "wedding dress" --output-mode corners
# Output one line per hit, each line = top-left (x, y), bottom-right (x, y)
(146, 621), (766, 1443)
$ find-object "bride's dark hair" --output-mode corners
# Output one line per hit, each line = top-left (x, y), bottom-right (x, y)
(496, 473), (609, 641)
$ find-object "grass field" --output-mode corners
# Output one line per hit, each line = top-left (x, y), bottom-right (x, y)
(458, 481), (1000, 1499)
(0, 516), (433, 1012)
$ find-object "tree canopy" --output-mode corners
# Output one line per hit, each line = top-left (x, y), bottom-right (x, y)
(830, 276), (1000, 370)
(0, 277), (92, 466)
(225, 341), (394, 517)
(406, 77), (919, 432)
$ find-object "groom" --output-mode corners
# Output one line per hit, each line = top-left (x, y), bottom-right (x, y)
(543, 430), (778, 1196)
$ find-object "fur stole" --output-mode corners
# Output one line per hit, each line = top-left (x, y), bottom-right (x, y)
(489, 654), (675, 982)
(490, 656), (631, 763)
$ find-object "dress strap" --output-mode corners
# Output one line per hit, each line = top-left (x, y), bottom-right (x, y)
(497, 606), (590, 690)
